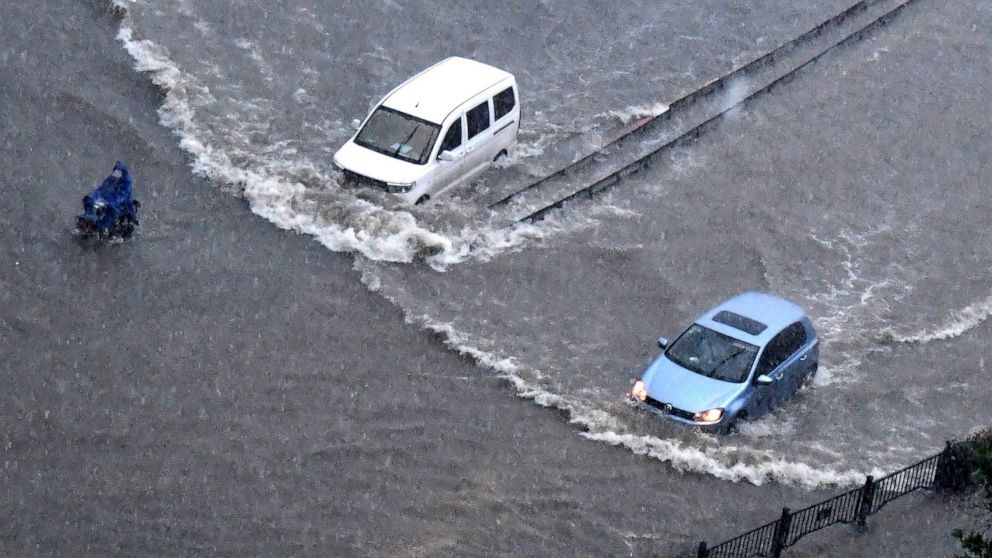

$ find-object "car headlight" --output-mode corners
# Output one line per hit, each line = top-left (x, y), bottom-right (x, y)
(629, 380), (648, 402)
(693, 408), (724, 423)
(385, 181), (414, 194)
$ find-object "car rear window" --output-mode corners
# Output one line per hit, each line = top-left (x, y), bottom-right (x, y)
(712, 311), (767, 336)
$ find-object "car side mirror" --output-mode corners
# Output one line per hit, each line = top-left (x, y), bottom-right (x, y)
(657, 336), (668, 349)
(438, 150), (458, 162)
(755, 374), (773, 386)
(350, 118), (362, 131)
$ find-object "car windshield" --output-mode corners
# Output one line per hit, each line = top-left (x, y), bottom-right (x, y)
(665, 324), (759, 383)
(354, 107), (440, 165)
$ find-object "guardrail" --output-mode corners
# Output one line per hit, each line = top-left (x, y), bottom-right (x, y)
(501, 0), (918, 224)
(695, 438), (987, 558)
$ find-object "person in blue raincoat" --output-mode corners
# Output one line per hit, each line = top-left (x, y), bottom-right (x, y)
(77, 161), (140, 237)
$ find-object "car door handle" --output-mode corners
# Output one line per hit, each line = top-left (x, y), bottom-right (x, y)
(800, 354), (808, 361)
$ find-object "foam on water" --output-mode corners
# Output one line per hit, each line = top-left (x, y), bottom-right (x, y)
(111, 0), (983, 491)
(802, 224), (991, 348)
(115, 21), (451, 262)
(357, 261), (879, 489)
(583, 430), (879, 488)
(113, 8), (579, 270)
(805, 229), (910, 344)
(879, 293), (992, 344)
(604, 101), (671, 125)
(720, 77), (752, 120)
(114, 8), (909, 480)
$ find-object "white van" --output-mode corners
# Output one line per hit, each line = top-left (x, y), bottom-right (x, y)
(333, 57), (519, 205)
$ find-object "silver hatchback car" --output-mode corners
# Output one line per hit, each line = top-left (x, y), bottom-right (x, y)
(628, 292), (818, 434)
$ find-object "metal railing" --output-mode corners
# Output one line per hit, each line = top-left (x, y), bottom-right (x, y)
(695, 439), (985, 558)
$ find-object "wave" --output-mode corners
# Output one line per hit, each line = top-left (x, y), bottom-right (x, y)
(111, 2), (687, 271)
(112, 6), (577, 269)
(113, 0), (893, 489)
(114, 18), (463, 263)
(358, 263), (878, 490)
(604, 101), (671, 125)
(879, 293), (992, 344)
(583, 430), (880, 488)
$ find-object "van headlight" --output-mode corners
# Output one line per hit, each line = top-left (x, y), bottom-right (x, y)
(693, 408), (724, 423)
(385, 181), (414, 194)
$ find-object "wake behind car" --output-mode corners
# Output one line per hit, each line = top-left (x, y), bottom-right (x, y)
(628, 292), (818, 434)
(333, 57), (519, 206)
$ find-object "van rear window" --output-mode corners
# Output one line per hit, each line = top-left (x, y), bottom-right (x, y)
(466, 101), (490, 140)
(493, 87), (515, 120)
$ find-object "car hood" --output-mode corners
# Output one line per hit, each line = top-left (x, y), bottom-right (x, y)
(641, 355), (745, 413)
(333, 140), (429, 184)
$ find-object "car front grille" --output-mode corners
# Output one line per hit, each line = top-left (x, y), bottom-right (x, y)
(643, 396), (695, 420)
(342, 169), (388, 191)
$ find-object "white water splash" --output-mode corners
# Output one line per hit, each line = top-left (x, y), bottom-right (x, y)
(719, 77), (751, 120)
(880, 293), (992, 344)
(358, 262), (879, 489)
(113, 9), (577, 269)
(605, 101), (671, 125)
(583, 430), (880, 488)
(114, 21), (467, 263)
(113, 2), (918, 489)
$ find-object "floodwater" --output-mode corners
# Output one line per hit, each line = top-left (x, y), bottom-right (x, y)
(2, 0), (990, 555)
(120, 0), (991, 486)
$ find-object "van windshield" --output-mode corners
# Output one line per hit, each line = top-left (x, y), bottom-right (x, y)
(355, 107), (440, 165)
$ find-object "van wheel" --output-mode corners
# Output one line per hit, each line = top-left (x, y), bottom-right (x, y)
(802, 367), (817, 389)
(493, 150), (508, 162)
(415, 195), (430, 205)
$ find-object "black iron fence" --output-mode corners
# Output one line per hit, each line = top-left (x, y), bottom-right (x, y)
(695, 438), (987, 558)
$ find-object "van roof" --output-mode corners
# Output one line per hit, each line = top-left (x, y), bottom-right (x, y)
(381, 57), (514, 124)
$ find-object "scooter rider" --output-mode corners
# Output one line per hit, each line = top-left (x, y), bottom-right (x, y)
(77, 161), (140, 239)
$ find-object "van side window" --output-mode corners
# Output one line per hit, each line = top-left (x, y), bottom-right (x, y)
(493, 87), (516, 121)
(438, 120), (462, 156)
(466, 101), (490, 139)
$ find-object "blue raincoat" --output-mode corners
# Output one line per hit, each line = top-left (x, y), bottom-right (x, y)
(80, 161), (138, 232)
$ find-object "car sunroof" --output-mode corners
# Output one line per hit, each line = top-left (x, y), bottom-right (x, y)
(712, 310), (767, 335)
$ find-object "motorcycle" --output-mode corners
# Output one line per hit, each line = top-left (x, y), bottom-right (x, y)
(76, 161), (141, 240)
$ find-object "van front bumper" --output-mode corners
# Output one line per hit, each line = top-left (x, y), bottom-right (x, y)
(337, 168), (419, 205)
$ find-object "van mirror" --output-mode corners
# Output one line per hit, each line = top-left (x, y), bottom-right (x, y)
(755, 374), (773, 386)
(438, 150), (458, 162)
(350, 118), (362, 131)
(657, 337), (668, 349)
